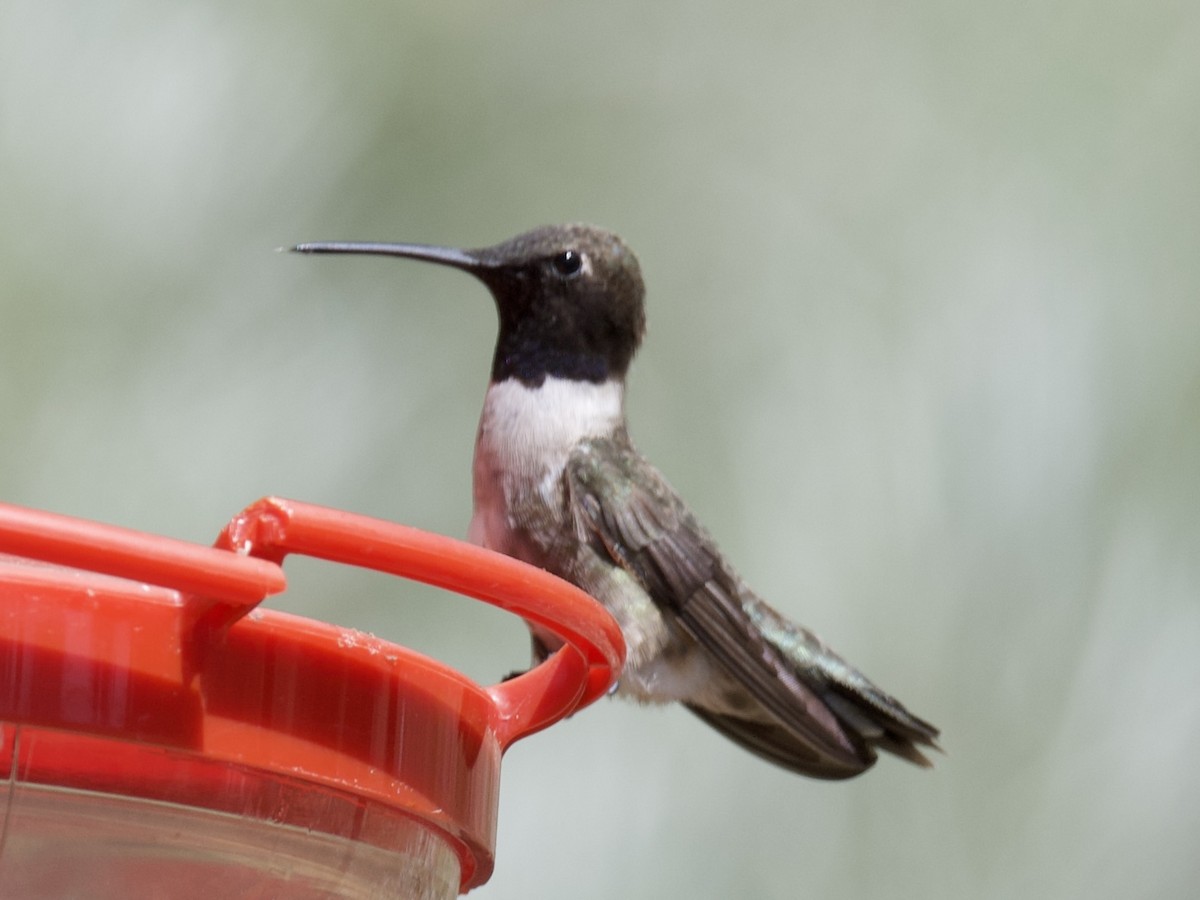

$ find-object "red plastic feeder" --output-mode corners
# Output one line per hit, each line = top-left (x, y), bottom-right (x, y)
(0, 497), (624, 898)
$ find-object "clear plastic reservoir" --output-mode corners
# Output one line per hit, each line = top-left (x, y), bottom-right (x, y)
(0, 726), (460, 899)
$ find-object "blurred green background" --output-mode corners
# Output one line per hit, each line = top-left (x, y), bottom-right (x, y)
(3, 1), (1198, 897)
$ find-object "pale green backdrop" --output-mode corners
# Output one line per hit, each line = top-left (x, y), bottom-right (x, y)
(2, 2), (1197, 897)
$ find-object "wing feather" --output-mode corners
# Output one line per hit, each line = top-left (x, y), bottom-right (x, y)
(566, 434), (898, 776)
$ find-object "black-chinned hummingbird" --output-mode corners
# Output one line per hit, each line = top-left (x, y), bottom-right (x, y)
(293, 224), (939, 778)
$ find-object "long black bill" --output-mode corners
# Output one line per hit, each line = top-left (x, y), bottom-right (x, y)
(291, 241), (482, 273)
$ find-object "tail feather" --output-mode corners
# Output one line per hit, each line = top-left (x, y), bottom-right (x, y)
(689, 655), (940, 778)
(823, 688), (940, 768)
(685, 704), (871, 780)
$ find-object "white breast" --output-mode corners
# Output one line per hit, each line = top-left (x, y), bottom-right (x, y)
(468, 377), (625, 551)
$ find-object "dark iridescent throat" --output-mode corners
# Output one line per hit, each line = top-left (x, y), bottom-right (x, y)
(491, 342), (612, 386)
(489, 304), (640, 387)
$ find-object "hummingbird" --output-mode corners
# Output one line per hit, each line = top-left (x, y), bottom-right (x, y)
(293, 224), (939, 778)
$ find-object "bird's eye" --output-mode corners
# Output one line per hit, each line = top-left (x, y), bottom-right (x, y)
(552, 249), (583, 278)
